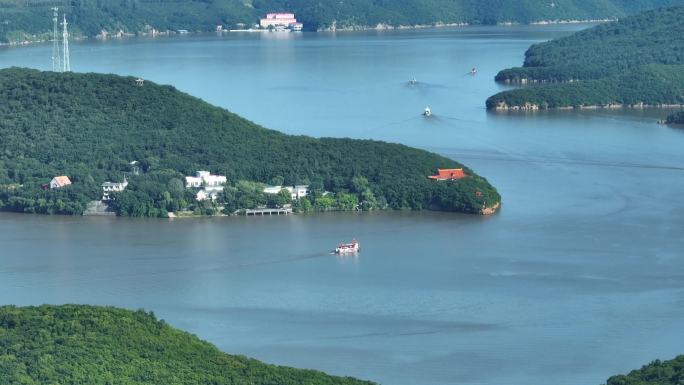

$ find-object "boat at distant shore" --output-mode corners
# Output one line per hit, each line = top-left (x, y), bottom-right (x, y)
(335, 239), (360, 254)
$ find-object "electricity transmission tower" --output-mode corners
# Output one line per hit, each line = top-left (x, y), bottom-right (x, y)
(62, 14), (70, 72)
(51, 7), (61, 72)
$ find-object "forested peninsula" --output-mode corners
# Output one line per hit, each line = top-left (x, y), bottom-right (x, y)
(1, 0), (683, 43)
(0, 68), (500, 217)
(665, 111), (684, 125)
(487, 6), (684, 111)
(0, 305), (375, 385)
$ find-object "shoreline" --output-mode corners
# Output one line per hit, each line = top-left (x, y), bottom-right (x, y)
(0, 204), (503, 219)
(481, 202), (501, 215)
(0, 19), (604, 48)
(491, 102), (684, 111)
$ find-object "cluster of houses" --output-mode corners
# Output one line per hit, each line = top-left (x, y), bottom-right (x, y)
(46, 175), (130, 201)
(263, 185), (309, 200)
(185, 171), (227, 201)
(46, 170), (310, 206)
(45, 167), (459, 206)
(184, 171), (310, 203)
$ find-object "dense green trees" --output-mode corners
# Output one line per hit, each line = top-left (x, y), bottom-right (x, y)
(488, 6), (684, 110)
(0, 68), (500, 216)
(0, 304), (376, 385)
(605, 356), (684, 385)
(1, 304), (682, 385)
(0, 0), (682, 42)
(666, 111), (684, 124)
(488, 64), (684, 109)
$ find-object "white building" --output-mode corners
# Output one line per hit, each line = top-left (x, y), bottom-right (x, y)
(263, 185), (309, 200)
(292, 185), (309, 200)
(101, 176), (128, 200)
(185, 171), (227, 188)
(263, 185), (291, 195)
(196, 187), (223, 202)
(186, 171), (227, 201)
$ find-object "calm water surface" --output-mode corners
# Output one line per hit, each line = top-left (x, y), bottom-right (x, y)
(1, 26), (684, 385)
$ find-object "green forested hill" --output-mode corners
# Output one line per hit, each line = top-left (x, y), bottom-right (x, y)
(0, 304), (376, 385)
(1, 0), (683, 42)
(0, 68), (500, 216)
(487, 6), (684, 110)
(605, 356), (684, 385)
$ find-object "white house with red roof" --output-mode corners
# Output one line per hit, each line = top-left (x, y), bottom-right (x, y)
(49, 176), (72, 189)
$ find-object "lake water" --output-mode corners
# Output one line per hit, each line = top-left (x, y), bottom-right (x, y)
(1, 26), (684, 385)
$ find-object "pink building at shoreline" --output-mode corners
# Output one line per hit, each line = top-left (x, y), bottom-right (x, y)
(260, 13), (299, 29)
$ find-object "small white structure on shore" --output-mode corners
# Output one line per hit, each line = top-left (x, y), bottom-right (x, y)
(101, 176), (128, 200)
(263, 185), (309, 200)
(186, 171), (227, 201)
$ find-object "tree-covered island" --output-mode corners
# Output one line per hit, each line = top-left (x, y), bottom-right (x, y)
(486, 6), (684, 111)
(0, 68), (500, 218)
(665, 111), (684, 125)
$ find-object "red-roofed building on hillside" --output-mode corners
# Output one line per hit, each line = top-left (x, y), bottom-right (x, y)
(428, 168), (466, 180)
(49, 176), (72, 189)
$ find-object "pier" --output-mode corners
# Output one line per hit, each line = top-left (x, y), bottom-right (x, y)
(244, 208), (292, 216)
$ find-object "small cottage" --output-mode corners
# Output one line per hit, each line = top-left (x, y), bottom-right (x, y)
(49, 176), (72, 189)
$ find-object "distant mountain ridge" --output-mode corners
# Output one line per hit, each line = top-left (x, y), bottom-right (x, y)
(1, 0), (683, 43)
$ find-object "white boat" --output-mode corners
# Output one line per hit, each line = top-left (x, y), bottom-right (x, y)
(273, 25), (290, 32)
(409, 77), (417, 85)
(423, 107), (432, 117)
(335, 239), (360, 254)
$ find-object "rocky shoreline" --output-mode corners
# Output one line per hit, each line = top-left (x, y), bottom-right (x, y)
(317, 21), (469, 32)
(481, 202), (501, 215)
(492, 101), (684, 111)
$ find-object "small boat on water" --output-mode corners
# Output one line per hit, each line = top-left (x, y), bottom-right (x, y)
(335, 239), (360, 254)
(469, 67), (477, 75)
(409, 77), (418, 85)
(423, 107), (432, 117)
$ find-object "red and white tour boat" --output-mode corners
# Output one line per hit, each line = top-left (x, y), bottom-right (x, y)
(335, 239), (360, 254)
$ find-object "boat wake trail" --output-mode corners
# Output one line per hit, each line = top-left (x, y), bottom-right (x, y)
(198, 252), (333, 273)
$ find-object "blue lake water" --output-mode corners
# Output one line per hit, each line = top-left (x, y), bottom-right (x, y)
(1, 25), (684, 385)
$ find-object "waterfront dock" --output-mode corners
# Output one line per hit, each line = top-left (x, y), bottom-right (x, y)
(244, 208), (292, 216)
